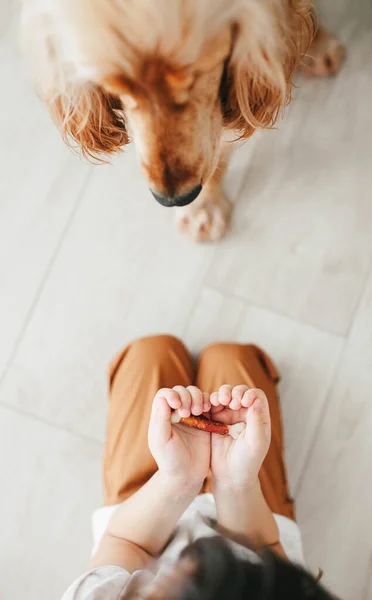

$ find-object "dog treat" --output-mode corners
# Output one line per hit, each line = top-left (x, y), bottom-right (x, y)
(171, 413), (245, 439)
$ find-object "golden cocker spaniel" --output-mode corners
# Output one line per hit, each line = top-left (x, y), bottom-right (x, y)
(21, 0), (344, 241)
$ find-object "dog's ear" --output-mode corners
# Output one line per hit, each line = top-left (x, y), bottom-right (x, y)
(48, 84), (129, 162)
(20, 6), (129, 162)
(221, 2), (315, 138)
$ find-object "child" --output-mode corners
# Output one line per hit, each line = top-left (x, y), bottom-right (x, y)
(62, 335), (335, 599)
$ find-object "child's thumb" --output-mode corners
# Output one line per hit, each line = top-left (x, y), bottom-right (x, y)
(245, 395), (271, 459)
(149, 396), (172, 447)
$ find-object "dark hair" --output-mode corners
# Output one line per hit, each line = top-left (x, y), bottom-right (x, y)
(175, 537), (335, 600)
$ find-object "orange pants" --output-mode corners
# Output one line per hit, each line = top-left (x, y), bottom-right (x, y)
(103, 335), (295, 521)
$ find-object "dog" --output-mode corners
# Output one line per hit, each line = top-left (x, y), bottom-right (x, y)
(21, 0), (344, 241)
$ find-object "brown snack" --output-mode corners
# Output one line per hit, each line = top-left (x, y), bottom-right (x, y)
(171, 413), (245, 439)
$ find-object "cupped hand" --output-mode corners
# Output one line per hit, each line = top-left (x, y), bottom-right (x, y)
(148, 386), (211, 487)
(210, 385), (271, 488)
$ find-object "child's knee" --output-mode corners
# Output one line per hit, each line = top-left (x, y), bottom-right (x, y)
(129, 334), (187, 364)
(199, 342), (248, 365)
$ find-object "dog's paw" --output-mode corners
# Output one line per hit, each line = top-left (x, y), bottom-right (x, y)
(303, 26), (345, 78)
(176, 189), (232, 242)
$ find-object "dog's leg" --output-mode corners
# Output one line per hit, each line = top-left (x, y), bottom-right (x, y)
(302, 24), (345, 78)
(176, 140), (233, 242)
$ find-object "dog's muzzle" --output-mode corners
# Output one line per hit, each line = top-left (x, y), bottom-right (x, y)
(150, 184), (202, 207)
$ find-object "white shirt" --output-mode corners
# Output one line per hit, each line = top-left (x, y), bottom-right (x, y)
(62, 493), (305, 599)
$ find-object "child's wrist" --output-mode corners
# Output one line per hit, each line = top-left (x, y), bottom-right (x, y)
(213, 479), (279, 549)
(212, 475), (260, 494)
(158, 469), (202, 498)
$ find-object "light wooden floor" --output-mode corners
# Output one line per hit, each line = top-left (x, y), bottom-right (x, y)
(1, 1), (371, 599)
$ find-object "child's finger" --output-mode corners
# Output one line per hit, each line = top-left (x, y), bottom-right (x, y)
(155, 388), (181, 410)
(187, 386), (204, 416)
(202, 392), (211, 413)
(218, 384), (232, 406)
(210, 392), (219, 406)
(173, 386), (191, 418)
(245, 390), (271, 456)
(241, 388), (266, 409)
(230, 385), (249, 410)
(210, 404), (225, 415)
(149, 395), (172, 446)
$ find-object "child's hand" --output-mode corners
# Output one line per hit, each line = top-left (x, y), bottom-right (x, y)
(148, 386), (211, 488)
(210, 386), (271, 489)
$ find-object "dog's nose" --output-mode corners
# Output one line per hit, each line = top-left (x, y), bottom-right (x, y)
(150, 184), (202, 207)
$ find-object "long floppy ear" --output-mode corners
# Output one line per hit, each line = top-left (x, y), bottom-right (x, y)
(20, 4), (129, 162)
(48, 84), (129, 162)
(221, 1), (315, 138)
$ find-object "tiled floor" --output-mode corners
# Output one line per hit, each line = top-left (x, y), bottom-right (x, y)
(1, 1), (371, 599)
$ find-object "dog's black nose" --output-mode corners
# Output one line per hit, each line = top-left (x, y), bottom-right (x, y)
(150, 184), (202, 207)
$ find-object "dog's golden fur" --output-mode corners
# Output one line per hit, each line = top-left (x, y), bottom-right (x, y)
(21, 0), (315, 237)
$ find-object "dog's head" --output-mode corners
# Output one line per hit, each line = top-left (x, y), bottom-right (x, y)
(22, 0), (314, 207)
